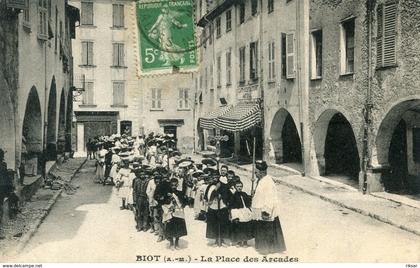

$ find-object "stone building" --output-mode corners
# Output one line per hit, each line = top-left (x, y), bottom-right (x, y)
(195, 0), (420, 195)
(195, 0), (308, 165)
(71, 0), (195, 155)
(0, 0), (78, 179)
(307, 0), (420, 194)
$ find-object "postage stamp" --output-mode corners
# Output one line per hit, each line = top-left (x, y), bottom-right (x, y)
(136, 0), (198, 72)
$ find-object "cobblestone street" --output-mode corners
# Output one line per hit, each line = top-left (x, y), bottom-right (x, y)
(3, 159), (419, 263)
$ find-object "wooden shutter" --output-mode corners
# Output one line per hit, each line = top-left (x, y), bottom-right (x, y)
(112, 4), (117, 27)
(82, 41), (87, 65)
(113, 43), (118, 66)
(286, 32), (295, 79)
(119, 5), (124, 27)
(184, 89), (189, 108)
(119, 44), (125, 66)
(157, 89), (161, 108)
(383, 1), (397, 66)
(377, 1), (397, 67)
(87, 42), (93, 65)
(113, 82), (124, 105)
(151, 89), (156, 109)
(178, 89), (183, 109)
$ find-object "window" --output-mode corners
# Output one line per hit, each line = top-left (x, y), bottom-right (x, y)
(113, 82), (125, 105)
(112, 43), (125, 67)
(82, 82), (94, 105)
(216, 17), (221, 38)
(286, 32), (295, 79)
(81, 1), (93, 26)
(81, 41), (94, 66)
(268, 41), (276, 81)
(205, 67), (208, 90)
(23, 0), (30, 25)
(209, 25), (213, 45)
(250, 41), (258, 81)
(377, 1), (397, 68)
(151, 88), (162, 109)
(178, 88), (190, 109)
(268, 0), (274, 13)
(210, 64), (214, 88)
(239, 47), (246, 82)
(251, 0), (258, 16)
(340, 19), (355, 74)
(112, 4), (124, 28)
(226, 49), (232, 85)
(54, 7), (58, 51)
(226, 10), (232, 32)
(210, 88), (215, 107)
(239, 3), (245, 24)
(281, 33), (287, 77)
(216, 55), (221, 87)
(38, 0), (48, 38)
(311, 30), (323, 79)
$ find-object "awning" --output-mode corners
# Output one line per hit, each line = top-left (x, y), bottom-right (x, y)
(199, 105), (232, 130)
(215, 102), (262, 132)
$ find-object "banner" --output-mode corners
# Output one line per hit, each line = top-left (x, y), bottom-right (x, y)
(136, 0), (197, 73)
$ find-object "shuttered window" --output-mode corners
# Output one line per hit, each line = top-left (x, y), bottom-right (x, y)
(216, 17), (221, 38)
(113, 82), (125, 105)
(217, 55), (221, 87)
(151, 88), (162, 109)
(178, 88), (190, 109)
(377, 1), (397, 68)
(226, 49), (232, 85)
(268, 41), (276, 80)
(226, 10), (232, 32)
(239, 3), (245, 24)
(112, 4), (124, 28)
(250, 41), (258, 81)
(286, 32), (295, 79)
(81, 41), (94, 65)
(83, 82), (94, 104)
(113, 43), (125, 67)
(81, 1), (93, 26)
(239, 47), (246, 82)
(23, 0), (30, 24)
(311, 30), (322, 79)
(38, 0), (48, 37)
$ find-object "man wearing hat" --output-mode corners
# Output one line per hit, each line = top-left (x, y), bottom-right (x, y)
(133, 168), (150, 232)
(252, 160), (286, 254)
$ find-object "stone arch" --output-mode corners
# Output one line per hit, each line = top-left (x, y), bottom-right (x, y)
(375, 98), (420, 193)
(57, 89), (66, 154)
(65, 90), (73, 152)
(46, 77), (57, 160)
(22, 86), (43, 176)
(312, 109), (360, 181)
(269, 108), (302, 165)
(0, 84), (16, 169)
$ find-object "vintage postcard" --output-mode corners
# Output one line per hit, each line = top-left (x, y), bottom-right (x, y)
(0, 0), (419, 266)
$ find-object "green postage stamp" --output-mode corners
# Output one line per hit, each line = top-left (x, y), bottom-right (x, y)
(136, 0), (197, 72)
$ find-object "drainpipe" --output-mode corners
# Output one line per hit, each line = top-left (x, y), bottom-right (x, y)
(362, 0), (374, 194)
(258, 0), (264, 160)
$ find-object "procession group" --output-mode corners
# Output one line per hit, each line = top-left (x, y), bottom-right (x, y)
(88, 133), (286, 255)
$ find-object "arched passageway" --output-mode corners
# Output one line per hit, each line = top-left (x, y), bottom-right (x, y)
(270, 109), (302, 169)
(22, 87), (43, 177)
(46, 79), (57, 160)
(313, 110), (360, 187)
(376, 99), (420, 194)
(0, 86), (16, 168)
(57, 89), (66, 154)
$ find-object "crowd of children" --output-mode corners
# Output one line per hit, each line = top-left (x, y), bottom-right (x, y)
(90, 132), (285, 254)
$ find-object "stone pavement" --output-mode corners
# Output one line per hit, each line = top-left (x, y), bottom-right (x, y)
(191, 153), (420, 237)
(0, 157), (87, 257)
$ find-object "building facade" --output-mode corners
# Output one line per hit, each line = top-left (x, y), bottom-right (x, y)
(71, 0), (195, 155)
(195, 0), (420, 195)
(0, 0), (78, 178)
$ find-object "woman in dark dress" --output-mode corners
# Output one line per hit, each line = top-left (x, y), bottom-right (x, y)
(229, 180), (254, 247)
(162, 178), (188, 249)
